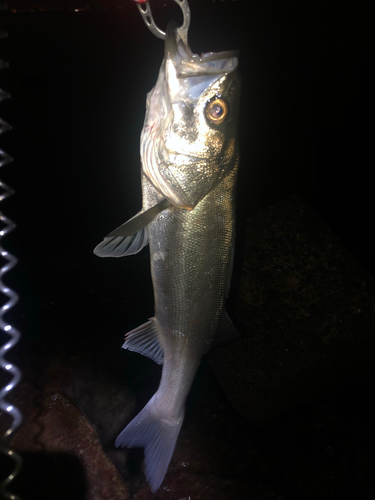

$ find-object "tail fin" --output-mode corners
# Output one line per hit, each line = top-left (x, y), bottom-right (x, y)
(115, 396), (184, 493)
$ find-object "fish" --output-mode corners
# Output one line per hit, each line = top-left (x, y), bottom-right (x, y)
(94, 18), (240, 493)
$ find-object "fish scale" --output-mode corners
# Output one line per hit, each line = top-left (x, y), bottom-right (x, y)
(146, 174), (235, 337)
(94, 10), (240, 493)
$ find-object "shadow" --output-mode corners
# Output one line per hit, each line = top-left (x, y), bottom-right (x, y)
(0, 452), (87, 500)
(124, 447), (147, 498)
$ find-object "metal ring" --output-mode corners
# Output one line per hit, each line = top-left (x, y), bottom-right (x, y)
(136, 0), (191, 45)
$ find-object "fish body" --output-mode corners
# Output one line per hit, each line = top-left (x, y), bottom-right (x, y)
(94, 21), (240, 492)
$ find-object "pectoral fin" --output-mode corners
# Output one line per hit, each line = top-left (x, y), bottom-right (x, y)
(106, 199), (171, 238)
(93, 199), (171, 258)
(93, 228), (149, 257)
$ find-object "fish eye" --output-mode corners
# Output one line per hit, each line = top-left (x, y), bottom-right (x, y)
(206, 98), (228, 125)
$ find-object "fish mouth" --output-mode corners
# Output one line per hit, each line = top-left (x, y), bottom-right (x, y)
(165, 21), (239, 78)
(165, 21), (193, 63)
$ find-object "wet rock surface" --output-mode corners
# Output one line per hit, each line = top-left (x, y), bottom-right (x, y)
(6, 392), (128, 500)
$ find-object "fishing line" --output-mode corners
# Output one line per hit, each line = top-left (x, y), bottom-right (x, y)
(0, 21), (23, 500)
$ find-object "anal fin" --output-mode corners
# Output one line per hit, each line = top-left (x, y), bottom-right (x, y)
(123, 317), (163, 365)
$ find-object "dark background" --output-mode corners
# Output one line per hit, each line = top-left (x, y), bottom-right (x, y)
(0, 0), (374, 497)
(0, 0), (374, 303)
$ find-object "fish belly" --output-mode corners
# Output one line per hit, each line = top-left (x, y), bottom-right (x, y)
(145, 167), (236, 409)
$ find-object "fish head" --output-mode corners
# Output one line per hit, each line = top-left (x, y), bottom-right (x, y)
(141, 21), (240, 210)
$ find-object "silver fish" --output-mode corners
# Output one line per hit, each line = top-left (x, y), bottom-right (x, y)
(94, 9), (240, 493)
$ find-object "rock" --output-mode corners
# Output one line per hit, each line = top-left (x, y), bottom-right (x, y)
(7, 393), (129, 500)
(210, 195), (375, 423)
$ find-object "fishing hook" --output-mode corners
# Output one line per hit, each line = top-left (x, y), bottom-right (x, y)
(133, 0), (191, 46)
